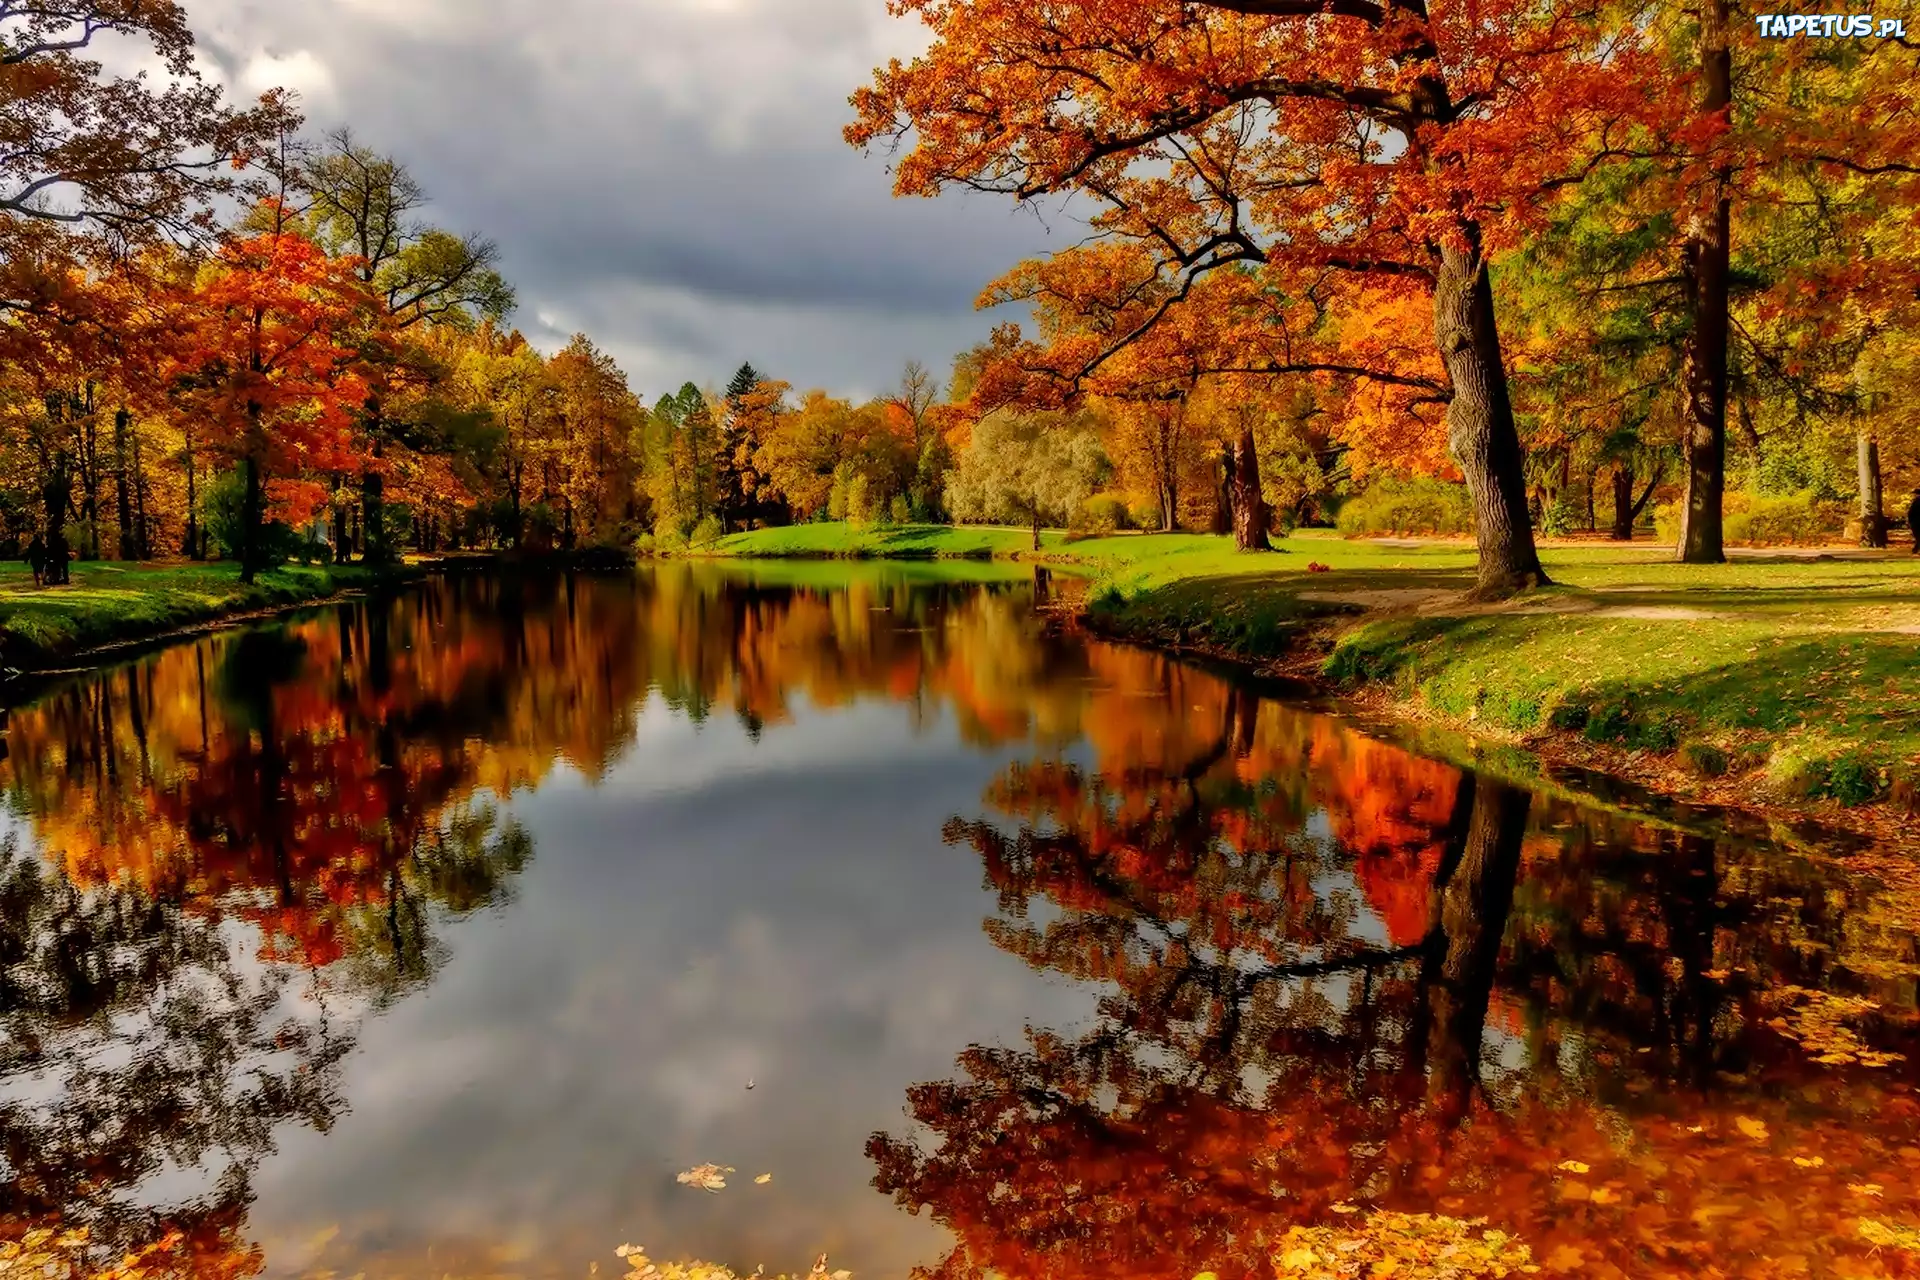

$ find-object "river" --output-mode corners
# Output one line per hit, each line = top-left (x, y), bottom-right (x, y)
(2, 563), (1917, 1279)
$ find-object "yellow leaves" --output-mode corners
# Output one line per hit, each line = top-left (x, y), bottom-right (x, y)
(1857, 1217), (1920, 1254)
(1272, 1212), (1537, 1278)
(1736, 1116), (1770, 1142)
(1851, 1183), (1885, 1197)
(1792, 1156), (1825, 1169)
(676, 1163), (734, 1192)
(1556, 1160), (1590, 1174)
(1763, 985), (1908, 1069)
(615, 1245), (850, 1280)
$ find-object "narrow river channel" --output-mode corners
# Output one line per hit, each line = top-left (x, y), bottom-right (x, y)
(3, 564), (1917, 1279)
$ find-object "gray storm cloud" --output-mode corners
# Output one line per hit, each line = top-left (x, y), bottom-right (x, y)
(182, 0), (1068, 399)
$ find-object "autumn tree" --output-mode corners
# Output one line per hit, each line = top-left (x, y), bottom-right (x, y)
(167, 220), (372, 582)
(301, 129), (513, 563)
(945, 409), (1108, 549)
(0, 1), (290, 261)
(846, 0), (1689, 593)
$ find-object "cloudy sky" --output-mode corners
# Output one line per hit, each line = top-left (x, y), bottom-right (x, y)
(176, 0), (1069, 402)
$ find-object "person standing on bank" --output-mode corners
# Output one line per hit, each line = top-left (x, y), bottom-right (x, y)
(1909, 490), (1920, 554)
(24, 534), (45, 587)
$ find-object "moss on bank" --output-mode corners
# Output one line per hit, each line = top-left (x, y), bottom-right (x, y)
(0, 561), (411, 670)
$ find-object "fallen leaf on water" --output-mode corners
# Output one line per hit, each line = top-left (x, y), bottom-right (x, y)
(677, 1164), (734, 1192)
(1851, 1183), (1886, 1197)
(1792, 1156), (1824, 1168)
(1557, 1159), (1591, 1174)
(1735, 1116), (1770, 1141)
(755, 1173), (773, 1185)
(1330, 1202), (1359, 1214)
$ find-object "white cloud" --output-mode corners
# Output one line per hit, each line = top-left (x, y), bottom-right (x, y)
(241, 49), (334, 101)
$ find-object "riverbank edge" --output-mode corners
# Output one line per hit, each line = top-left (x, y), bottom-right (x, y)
(0, 562), (427, 688)
(1078, 596), (1919, 856)
(684, 529), (1914, 852)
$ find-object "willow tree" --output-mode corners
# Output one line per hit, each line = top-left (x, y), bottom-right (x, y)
(847, 0), (1661, 595)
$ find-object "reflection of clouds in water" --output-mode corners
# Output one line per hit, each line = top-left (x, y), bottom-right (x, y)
(247, 695), (1099, 1279)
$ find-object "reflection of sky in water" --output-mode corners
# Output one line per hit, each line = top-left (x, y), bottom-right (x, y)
(247, 691), (1103, 1279)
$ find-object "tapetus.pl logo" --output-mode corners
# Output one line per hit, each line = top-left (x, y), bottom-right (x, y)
(1752, 12), (1908, 36)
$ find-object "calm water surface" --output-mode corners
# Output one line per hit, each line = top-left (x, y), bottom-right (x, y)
(3, 564), (1919, 1279)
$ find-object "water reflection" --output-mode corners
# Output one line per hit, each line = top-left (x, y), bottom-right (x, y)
(0, 565), (1915, 1279)
(888, 662), (1920, 1279)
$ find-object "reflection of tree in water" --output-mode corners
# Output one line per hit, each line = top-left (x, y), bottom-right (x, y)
(887, 669), (1920, 1280)
(0, 836), (349, 1275)
(0, 580), (596, 1269)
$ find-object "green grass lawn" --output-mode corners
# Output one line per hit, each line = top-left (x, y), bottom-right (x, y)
(705, 523), (1920, 808)
(0, 560), (398, 668)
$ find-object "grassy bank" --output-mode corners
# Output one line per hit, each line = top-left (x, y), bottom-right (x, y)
(706, 523), (1920, 821)
(0, 560), (409, 670)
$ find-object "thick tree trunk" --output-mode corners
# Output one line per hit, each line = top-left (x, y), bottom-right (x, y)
(1424, 773), (1529, 1115)
(240, 452), (265, 586)
(113, 408), (136, 561)
(1030, 505), (1041, 552)
(1230, 424), (1271, 551)
(1610, 464), (1636, 540)
(1858, 430), (1887, 548)
(1431, 238), (1549, 597)
(1678, 0), (1732, 565)
(1158, 472), (1178, 533)
(361, 467), (391, 565)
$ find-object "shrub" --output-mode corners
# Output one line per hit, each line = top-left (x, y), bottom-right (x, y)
(1679, 741), (1730, 778)
(1823, 755), (1885, 807)
(1128, 498), (1164, 531)
(889, 494), (911, 525)
(689, 514), (724, 547)
(845, 473), (874, 526)
(1582, 700), (1632, 743)
(650, 517), (688, 554)
(1072, 493), (1132, 536)
(1546, 700), (1591, 732)
(1336, 476), (1475, 537)
(1538, 495), (1581, 537)
(1654, 489), (1844, 547)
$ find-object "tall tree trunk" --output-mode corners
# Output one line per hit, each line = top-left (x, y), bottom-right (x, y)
(1678, 0), (1732, 565)
(1212, 448), (1233, 536)
(1158, 470), (1178, 533)
(1030, 503), (1041, 552)
(361, 466), (391, 565)
(240, 450), (265, 585)
(1858, 430), (1887, 548)
(42, 450), (72, 586)
(113, 408), (136, 560)
(332, 474), (352, 564)
(1610, 464), (1637, 541)
(182, 436), (202, 561)
(1431, 237), (1550, 597)
(1230, 424), (1271, 551)
(131, 433), (150, 560)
